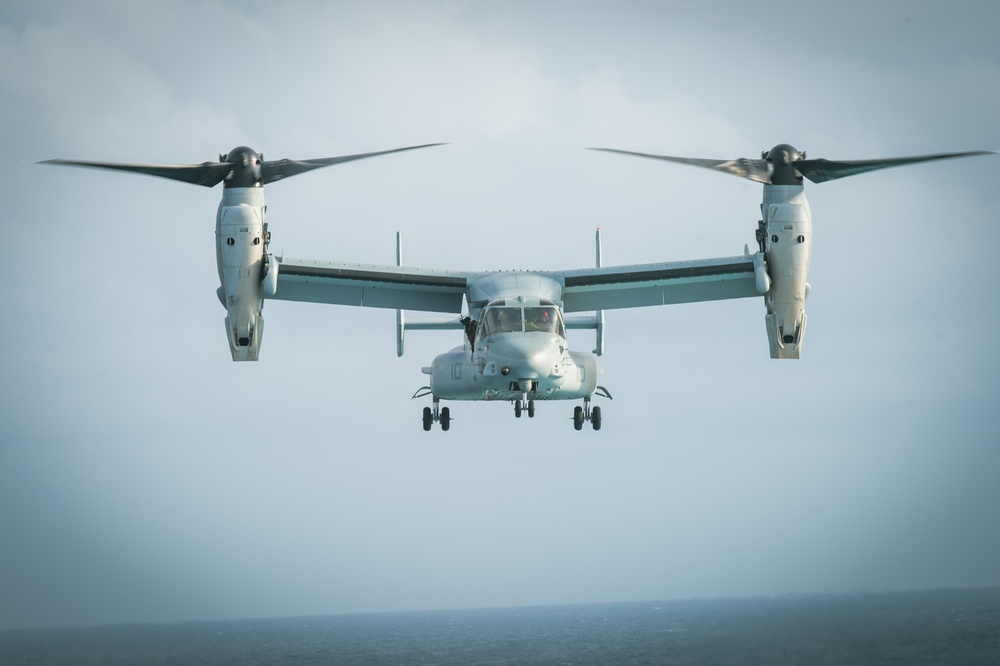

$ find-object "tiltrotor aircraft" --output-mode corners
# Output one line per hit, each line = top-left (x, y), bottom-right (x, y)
(43, 143), (991, 431)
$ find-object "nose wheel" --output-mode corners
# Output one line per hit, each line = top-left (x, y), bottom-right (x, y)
(514, 398), (536, 418)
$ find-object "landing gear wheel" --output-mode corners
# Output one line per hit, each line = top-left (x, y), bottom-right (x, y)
(422, 406), (433, 432)
(440, 406), (451, 431)
(514, 400), (522, 418)
(591, 405), (602, 431)
(573, 406), (584, 431)
(527, 400), (535, 418)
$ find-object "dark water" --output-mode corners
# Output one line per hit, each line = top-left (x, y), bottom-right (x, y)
(1, 589), (998, 665)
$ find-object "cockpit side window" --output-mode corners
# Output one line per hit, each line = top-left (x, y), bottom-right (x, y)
(524, 306), (565, 337)
(482, 307), (522, 336)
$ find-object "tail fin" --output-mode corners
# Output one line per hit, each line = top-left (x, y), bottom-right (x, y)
(594, 228), (605, 356)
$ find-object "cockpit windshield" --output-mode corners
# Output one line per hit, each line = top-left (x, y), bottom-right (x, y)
(524, 306), (564, 336)
(482, 307), (522, 336)
(479, 304), (565, 339)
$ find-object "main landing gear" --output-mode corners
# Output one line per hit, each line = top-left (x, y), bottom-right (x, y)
(413, 387), (450, 432)
(421, 399), (450, 432)
(573, 386), (612, 431)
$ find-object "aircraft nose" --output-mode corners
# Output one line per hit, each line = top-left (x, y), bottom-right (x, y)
(495, 335), (559, 377)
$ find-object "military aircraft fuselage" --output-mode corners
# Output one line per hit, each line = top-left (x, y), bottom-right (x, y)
(426, 296), (598, 402)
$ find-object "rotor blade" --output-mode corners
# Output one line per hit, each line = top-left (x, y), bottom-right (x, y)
(796, 150), (994, 184)
(262, 143), (447, 184)
(39, 159), (233, 187)
(589, 147), (774, 184)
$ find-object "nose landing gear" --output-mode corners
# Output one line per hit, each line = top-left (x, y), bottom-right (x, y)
(514, 397), (536, 418)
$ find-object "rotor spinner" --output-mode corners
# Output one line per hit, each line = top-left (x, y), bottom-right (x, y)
(761, 143), (806, 185)
(219, 146), (264, 188)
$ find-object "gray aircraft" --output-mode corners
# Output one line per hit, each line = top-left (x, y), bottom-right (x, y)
(42, 144), (991, 431)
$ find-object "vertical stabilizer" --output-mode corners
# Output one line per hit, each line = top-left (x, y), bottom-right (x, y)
(594, 228), (605, 356)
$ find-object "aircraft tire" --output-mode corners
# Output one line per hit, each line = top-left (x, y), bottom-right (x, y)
(514, 400), (522, 418)
(422, 406), (433, 431)
(440, 406), (451, 431)
(591, 406), (602, 431)
(573, 406), (584, 431)
(527, 400), (535, 418)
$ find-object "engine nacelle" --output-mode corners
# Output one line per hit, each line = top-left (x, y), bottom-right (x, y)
(761, 185), (812, 359)
(216, 188), (268, 361)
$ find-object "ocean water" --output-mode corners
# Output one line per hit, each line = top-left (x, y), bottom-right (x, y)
(1, 589), (997, 665)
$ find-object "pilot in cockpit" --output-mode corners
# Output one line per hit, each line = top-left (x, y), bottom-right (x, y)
(526, 307), (559, 334)
(527, 308), (548, 332)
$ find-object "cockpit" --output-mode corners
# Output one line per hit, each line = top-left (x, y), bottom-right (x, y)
(477, 299), (566, 340)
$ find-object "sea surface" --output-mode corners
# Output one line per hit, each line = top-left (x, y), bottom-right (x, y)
(1, 588), (997, 665)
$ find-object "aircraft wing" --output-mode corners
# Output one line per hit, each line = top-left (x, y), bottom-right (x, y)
(555, 255), (758, 313)
(269, 257), (471, 313)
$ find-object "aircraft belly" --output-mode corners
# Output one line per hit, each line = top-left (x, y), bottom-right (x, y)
(428, 349), (597, 401)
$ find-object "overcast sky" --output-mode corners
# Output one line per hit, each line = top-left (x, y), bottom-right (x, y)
(1, 0), (998, 629)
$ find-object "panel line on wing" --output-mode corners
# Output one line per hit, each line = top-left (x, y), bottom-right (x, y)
(563, 261), (753, 288)
(278, 263), (468, 288)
